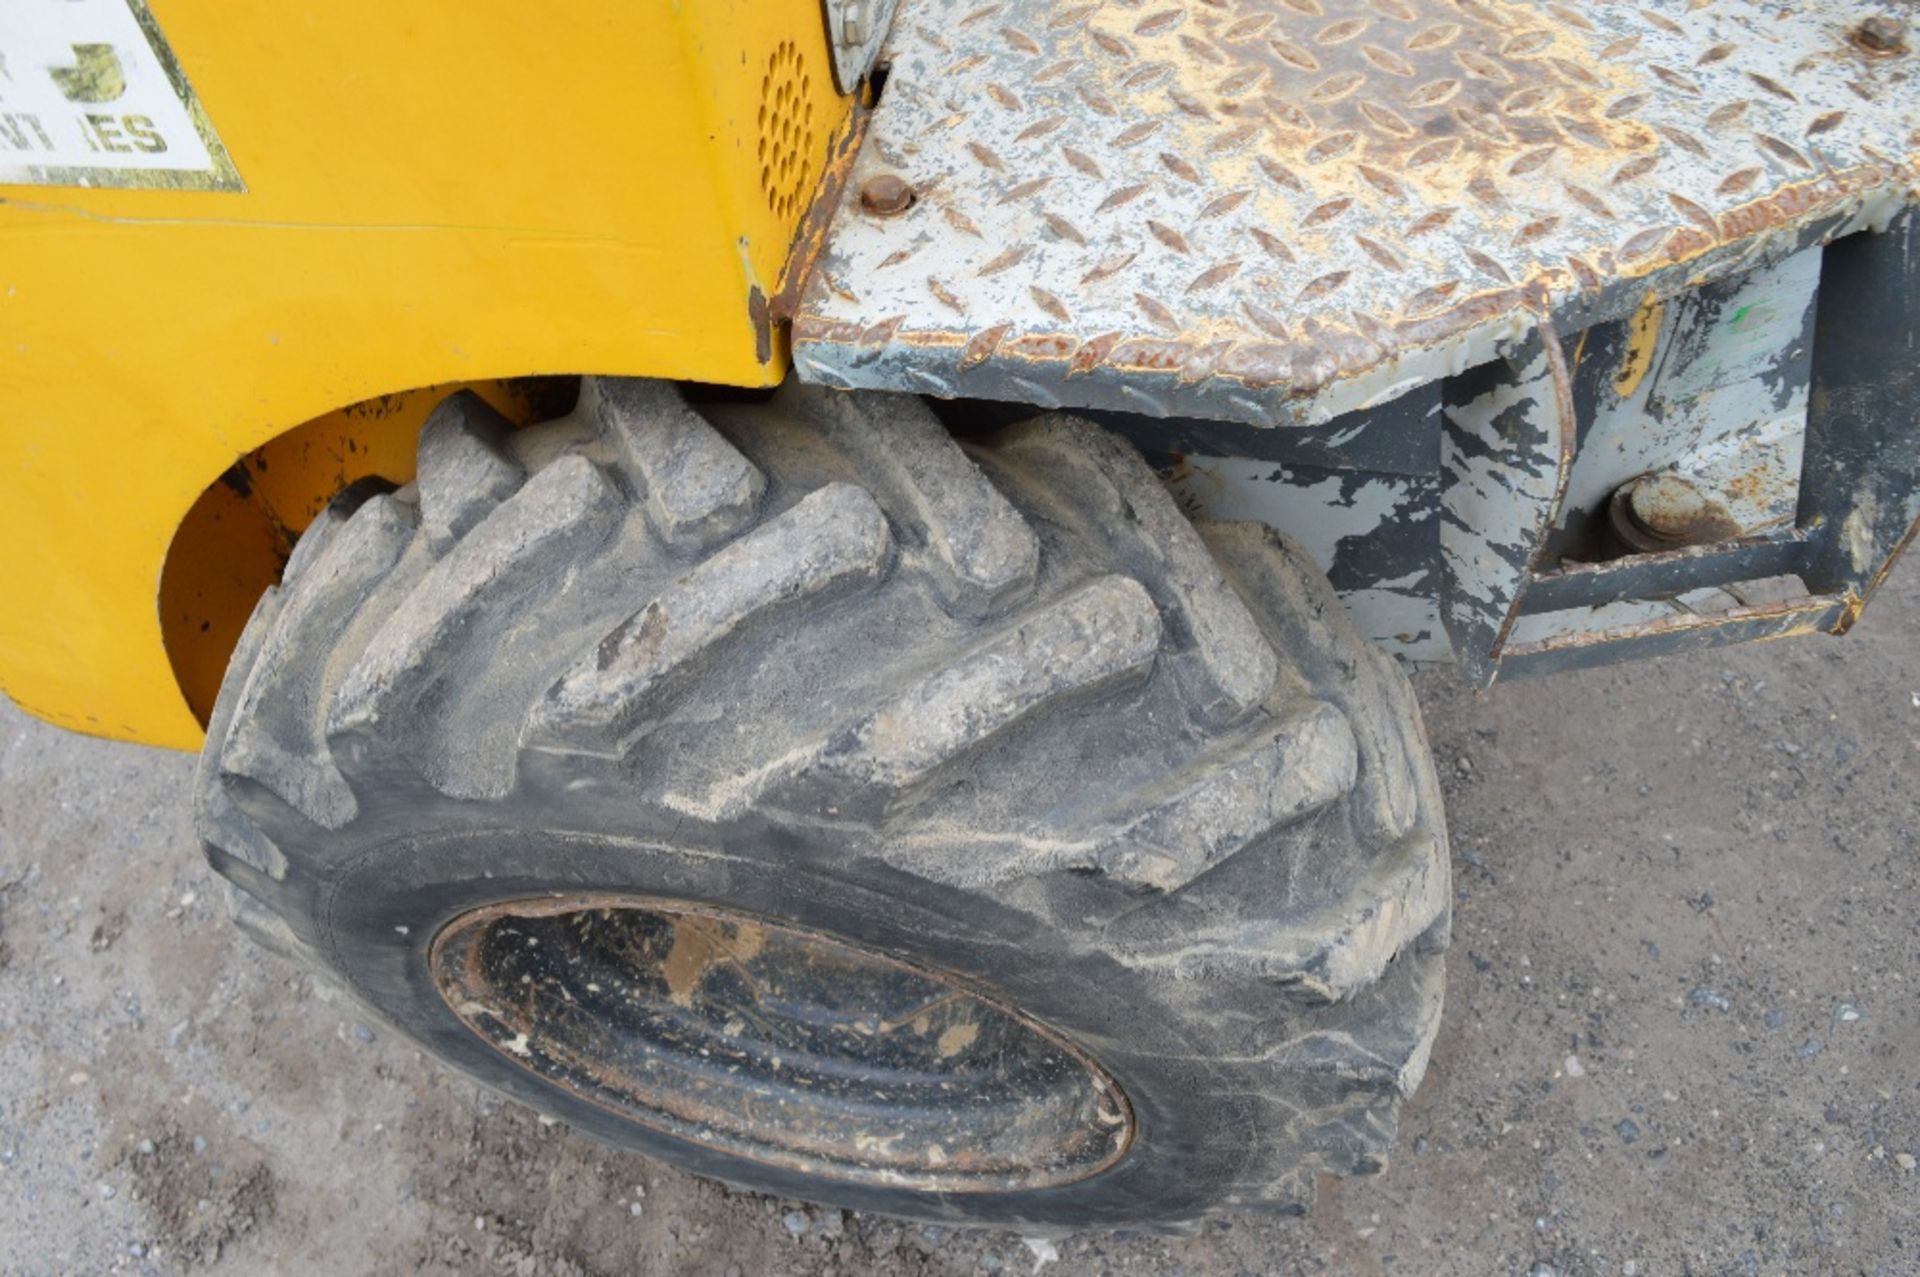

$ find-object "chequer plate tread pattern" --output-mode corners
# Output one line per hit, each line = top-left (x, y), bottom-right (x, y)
(793, 0), (1919, 426)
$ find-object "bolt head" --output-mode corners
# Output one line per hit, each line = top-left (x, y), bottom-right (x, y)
(839, 0), (870, 47)
(1854, 14), (1908, 54)
(859, 174), (915, 217)
(1610, 472), (1742, 551)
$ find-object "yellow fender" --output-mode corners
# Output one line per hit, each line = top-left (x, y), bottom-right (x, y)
(0, 0), (850, 748)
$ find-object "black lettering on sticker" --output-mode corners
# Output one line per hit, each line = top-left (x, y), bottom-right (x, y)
(0, 115), (42, 152)
(124, 114), (167, 153)
(87, 112), (131, 153)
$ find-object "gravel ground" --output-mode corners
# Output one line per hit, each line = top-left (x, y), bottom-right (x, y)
(1, 558), (1915, 1276)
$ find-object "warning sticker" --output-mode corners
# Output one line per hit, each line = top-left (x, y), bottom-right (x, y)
(0, 0), (241, 191)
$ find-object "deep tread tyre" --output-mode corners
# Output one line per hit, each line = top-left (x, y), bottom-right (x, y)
(194, 377), (1449, 1230)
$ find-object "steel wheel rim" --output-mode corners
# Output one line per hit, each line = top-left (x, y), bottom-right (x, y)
(430, 893), (1134, 1192)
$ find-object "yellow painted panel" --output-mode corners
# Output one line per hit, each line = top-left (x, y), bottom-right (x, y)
(158, 377), (574, 727)
(0, 1), (851, 750)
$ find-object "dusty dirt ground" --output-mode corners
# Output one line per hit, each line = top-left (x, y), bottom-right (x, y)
(2, 561), (1915, 1277)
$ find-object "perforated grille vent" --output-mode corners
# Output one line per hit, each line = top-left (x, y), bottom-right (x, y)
(757, 40), (815, 219)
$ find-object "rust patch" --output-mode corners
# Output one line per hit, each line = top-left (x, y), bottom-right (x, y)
(1606, 473), (1745, 554)
(772, 95), (875, 324)
(1851, 15), (1909, 57)
(660, 914), (766, 1009)
(859, 173), (916, 216)
(747, 285), (773, 366)
(1505, 593), (1842, 659)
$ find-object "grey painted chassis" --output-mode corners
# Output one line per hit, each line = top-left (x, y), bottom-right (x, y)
(791, 0), (1920, 678)
(1139, 214), (1919, 683)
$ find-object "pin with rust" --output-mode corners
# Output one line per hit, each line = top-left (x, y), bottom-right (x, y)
(858, 174), (914, 217)
(1605, 472), (1744, 556)
(1852, 14), (1908, 55)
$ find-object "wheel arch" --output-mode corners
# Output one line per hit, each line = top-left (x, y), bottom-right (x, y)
(0, 0), (856, 749)
(0, 373), (584, 751)
(157, 378), (584, 741)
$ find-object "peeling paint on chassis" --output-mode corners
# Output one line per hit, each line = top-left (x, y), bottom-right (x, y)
(786, 0), (1918, 680)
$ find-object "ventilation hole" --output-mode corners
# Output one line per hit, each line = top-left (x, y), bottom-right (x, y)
(756, 39), (817, 219)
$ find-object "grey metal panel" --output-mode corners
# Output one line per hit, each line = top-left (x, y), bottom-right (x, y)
(1122, 387), (1445, 658)
(823, 0), (908, 92)
(1546, 244), (1820, 556)
(1498, 595), (1847, 679)
(1798, 208), (1920, 620)
(1157, 451), (1447, 660)
(1098, 380), (1439, 475)
(794, 0), (1917, 427)
(1437, 330), (1572, 683)
(1518, 535), (1805, 614)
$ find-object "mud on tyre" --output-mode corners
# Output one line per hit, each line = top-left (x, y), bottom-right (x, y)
(195, 377), (1450, 1230)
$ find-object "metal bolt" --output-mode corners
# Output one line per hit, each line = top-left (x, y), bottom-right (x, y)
(1853, 14), (1908, 54)
(840, 0), (870, 47)
(1605, 472), (1742, 555)
(859, 174), (914, 217)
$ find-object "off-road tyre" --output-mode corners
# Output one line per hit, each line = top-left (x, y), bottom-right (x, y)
(194, 377), (1450, 1231)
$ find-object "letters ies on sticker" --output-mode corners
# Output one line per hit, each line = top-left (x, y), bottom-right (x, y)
(0, 0), (240, 190)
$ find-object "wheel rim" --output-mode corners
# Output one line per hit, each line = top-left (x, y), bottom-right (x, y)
(430, 894), (1134, 1192)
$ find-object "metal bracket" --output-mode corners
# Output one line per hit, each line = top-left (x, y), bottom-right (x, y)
(1455, 210), (1920, 683)
(1142, 213), (1919, 680)
(819, 0), (900, 94)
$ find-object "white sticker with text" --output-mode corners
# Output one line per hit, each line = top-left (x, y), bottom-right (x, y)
(0, 0), (240, 190)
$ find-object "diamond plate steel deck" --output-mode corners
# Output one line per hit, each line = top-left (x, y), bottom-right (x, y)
(792, 0), (1919, 426)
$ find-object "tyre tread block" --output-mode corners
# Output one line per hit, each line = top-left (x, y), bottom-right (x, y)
(195, 584), (290, 879)
(586, 376), (764, 549)
(222, 493), (416, 828)
(530, 481), (893, 755)
(997, 416), (1279, 724)
(416, 391), (525, 550)
(782, 384), (1039, 616)
(711, 574), (1161, 821)
(329, 455), (620, 737)
(1093, 699), (1358, 892)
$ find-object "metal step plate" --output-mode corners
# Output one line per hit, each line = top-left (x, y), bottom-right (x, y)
(793, 0), (1917, 426)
